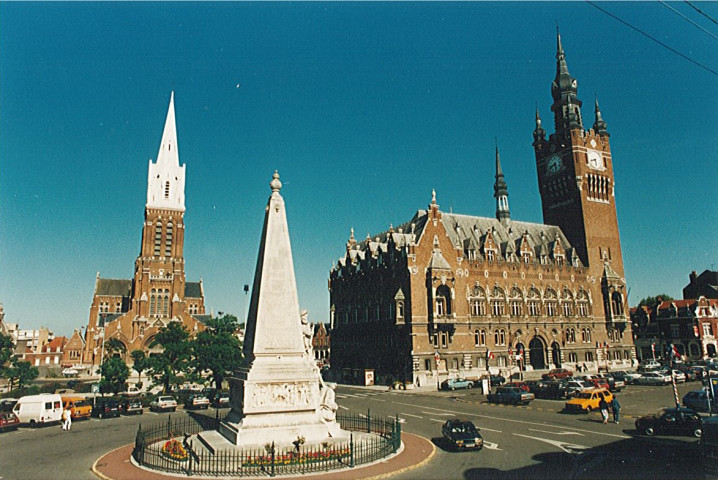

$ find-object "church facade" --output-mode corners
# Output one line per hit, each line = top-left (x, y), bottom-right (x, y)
(83, 93), (208, 366)
(328, 35), (635, 387)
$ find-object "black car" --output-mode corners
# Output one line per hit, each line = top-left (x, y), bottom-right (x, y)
(683, 390), (718, 414)
(212, 391), (230, 408)
(489, 375), (506, 387)
(91, 398), (121, 419)
(635, 407), (703, 438)
(533, 381), (568, 399)
(120, 398), (144, 415)
(441, 419), (483, 451)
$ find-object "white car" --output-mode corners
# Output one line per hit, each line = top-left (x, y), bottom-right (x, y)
(635, 372), (671, 386)
(565, 380), (593, 397)
(149, 396), (177, 412)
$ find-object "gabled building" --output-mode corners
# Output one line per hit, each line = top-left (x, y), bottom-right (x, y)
(312, 322), (330, 366)
(61, 330), (86, 367)
(652, 298), (718, 360)
(684, 270), (718, 300)
(83, 93), (209, 365)
(329, 34), (635, 387)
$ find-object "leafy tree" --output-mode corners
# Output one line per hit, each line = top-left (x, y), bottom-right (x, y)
(99, 356), (130, 394)
(148, 322), (191, 394)
(7, 359), (39, 390)
(104, 338), (127, 358)
(191, 314), (243, 390)
(0, 332), (14, 378)
(130, 349), (150, 388)
(637, 294), (675, 308)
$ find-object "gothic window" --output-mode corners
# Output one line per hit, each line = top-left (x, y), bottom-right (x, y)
(425, 359), (432, 371)
(555, 255), (564, 266)
(115, 302), (121, 312)
(435, 285), (452, 316)
(527, 288), (541, 316)
(140, 325), (145, 336)
(165, 222), (173, 256)
(704, 323), (713, 337)
(509, 287), (523, 317)
(568, 352), (578, 363)
(494, 328), (506, 345)
(154, 223), (162, 256)
(432, 333), (439, 348)
(577, 290), (590, 317)
(565, 328), (576, 343)
(581, 328), (592, 343)
(474, 329), (486, 346)
(585, 352), (594, 362)
(523, 252), (531, 264)
(396, 301), (404, 323)
(99, 301), (109, 313)
(545, 289), (558, 317)
(491, 287), (505, 317)
(469, 286), (486, 317)
(486, 249), (495, 263)
(164, 181), (170, 199)
(440, 332), (448, 348)
(162, 289), (170, 316)
(611, 292), (624, 316)
(150, 289), (157, 315)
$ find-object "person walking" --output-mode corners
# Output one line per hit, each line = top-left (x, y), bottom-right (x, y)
(611, 396), (621, 424)
(62, 408), (72, 431)
(599, 398), (609, 424)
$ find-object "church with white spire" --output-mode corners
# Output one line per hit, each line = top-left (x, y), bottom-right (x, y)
(83, 93), (208, 366)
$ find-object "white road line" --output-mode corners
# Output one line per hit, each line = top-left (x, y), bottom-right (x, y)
(421, 411), (452, 416)
(529, 428), (583, 436)
(337, 405), (348, 410)
(400, 413), (423, 419)
(430, 418), (445, 423)
(477, 427), (502, 433)
(483, 441), (502, 450)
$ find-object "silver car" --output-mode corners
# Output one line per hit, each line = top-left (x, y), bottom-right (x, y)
(635, 372), (671, 386)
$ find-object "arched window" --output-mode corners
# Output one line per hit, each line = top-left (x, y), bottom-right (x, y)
(435, 285), (452, 316)
(577, 289), (590, 317)
(565, 327), (576, 343)
(165, 222), (173, 257)
(494, 329), (506, 346)
(162, 289), (170, 316)
(469, 286), (486, 316)
(528, 288), (541, 316)
(491, 287), (505, 317)
(545, 288), (558, 317)
(474, 329), (486, 346)
(611, 291), (624, 316)
(154, 223), (162, 256)
(509, 287), (523, 317)
(149, 289), (157, 315)
(581, 328), (592, 343)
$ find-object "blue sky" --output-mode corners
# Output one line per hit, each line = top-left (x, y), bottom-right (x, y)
(1, 2), (717, 337)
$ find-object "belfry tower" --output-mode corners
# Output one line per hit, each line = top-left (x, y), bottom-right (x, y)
(532, 32), (629, 328)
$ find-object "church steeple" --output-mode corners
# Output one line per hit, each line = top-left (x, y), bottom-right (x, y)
(533, 105), (546, 146)
(593, 96), (610, 137)
(146, 92), (186, 211)
(551, 30), (583, 138)
(493, 142), (510, 224)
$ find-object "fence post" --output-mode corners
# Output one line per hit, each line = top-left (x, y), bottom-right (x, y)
(350, 433), (355, 468)
(394, 415), (401, 452)
(270, 441), (275, 477)
(367, 409), (371, 434)
(187, 439), (193, 477)
(167, 414), (171, 438)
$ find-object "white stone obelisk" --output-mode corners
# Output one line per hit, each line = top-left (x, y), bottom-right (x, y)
(220, 172), (345, 448)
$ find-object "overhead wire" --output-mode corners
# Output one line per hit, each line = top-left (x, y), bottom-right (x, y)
(586, 1), (718, 78)
(684, 1), (718, 27)
(660, 1), (718, 42)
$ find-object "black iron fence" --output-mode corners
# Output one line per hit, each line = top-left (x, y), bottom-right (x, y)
(132, 409), (401, 477)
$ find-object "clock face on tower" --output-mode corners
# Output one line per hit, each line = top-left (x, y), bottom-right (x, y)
(587, 149), (603, 170)
(546, 154), (562, 175)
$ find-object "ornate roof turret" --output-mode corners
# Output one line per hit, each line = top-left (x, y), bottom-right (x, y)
(593, 96), (610, 137)
(551, 30), (583, 137)
(533, 106), (546, 146)
(493, 142), (510, 224)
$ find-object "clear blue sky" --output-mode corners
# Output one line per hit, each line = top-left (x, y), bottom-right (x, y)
(1, 2), (717, 337)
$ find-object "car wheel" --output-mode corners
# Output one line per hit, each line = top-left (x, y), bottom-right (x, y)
(585, 406), (591, 413)
(467, 384), (473, 389)
(694, 428), (702, 438)
(29, 420), (36, 429)
(645, 427), (655, 436)
(99, 412), (103, 419)
(450, 386), (456, 391)
(171, 407), (176, 412)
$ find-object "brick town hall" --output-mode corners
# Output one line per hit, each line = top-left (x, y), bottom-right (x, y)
(83, 93), (208, 365)
(329, 34), (636, 387)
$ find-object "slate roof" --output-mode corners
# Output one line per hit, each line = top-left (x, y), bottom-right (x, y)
(185, 282), (203, 298)
(192, 314), (211, 325)
(96, 279), (132, 297)
(98, 313), (123, 327)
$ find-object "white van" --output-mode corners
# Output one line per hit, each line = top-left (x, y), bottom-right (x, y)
(12, 394), (63, 426)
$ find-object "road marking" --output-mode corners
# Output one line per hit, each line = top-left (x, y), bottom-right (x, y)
(421, 411), (452, 416)
(477, 427), (502, 433)
(430, 418), (445, 423)
(400, 413), (423, 419)
(514, 433), (589, 455)
(337, 405), (348, 410)
(529, 428), (584, 436)
(483, 441), (501, 450)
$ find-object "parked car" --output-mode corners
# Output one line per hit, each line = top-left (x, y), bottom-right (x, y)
(533, 381), (568, 400)
(542, 368), (573, 380)
(0, 412), (20, 432)
(441, 378), (475, 391)
(150, 396), (177, 412)
(565, 380), (593, 398)
(441, 419), (483, 450)
(12, 394), (63, 426)
(489, 375), (506, 387)
(641, 360), (662, 369)
(120, 398), (144, 415)
(597, 374), (625, 392)
(505, 381), (530, 392)
(185, 394), (210, 410)
(487, 386), (535, 405)
(61, 396), (92, 420)
(563, 388), (613, 413)
(635, 407), (703, 438)
(123, 385), (142, 396)
(91, 398), (121, 419)
(0, 398), (18, 413)
(702, 416), (718, 477)
(634, 372), (671, 386)
(611, 370), (642, 384)
(683, 390), (718, 414)
(212, 391), (230, 408)
(580, 375), (611, 390)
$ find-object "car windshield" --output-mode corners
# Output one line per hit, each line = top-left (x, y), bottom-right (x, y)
(451, 423), (476, 433)
(576, 392), (593, 399)
(75, 400), (90, 407)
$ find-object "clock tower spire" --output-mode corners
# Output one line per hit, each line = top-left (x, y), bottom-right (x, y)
(493, 142), (510, 224)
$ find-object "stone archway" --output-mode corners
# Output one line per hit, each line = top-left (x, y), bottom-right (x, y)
(529, 336), (546, 370)
(551, 342), (561, 368)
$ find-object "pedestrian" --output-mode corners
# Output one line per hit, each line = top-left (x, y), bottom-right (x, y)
(62, 408), (72, 431)
(599, 398), (609, 424)
(611, 396), (621, 424)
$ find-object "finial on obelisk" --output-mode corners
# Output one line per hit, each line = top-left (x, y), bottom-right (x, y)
(270, 170), (282, 193)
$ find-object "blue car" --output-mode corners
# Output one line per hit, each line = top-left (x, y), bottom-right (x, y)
(441, 378), (474, 391)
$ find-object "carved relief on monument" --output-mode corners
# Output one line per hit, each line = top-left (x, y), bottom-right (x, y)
(244, 382), (319, 410)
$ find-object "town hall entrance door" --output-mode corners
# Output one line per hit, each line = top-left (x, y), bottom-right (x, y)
(551, 342), (561, 368)
(529, 337), (546, 370)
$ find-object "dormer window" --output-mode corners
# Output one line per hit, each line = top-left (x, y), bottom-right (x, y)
(486, 250), (495, 263)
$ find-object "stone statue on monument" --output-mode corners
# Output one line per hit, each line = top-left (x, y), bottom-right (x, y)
(318, 382), (338, 423)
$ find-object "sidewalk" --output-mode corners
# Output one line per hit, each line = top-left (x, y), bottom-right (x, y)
(92, 434), (434, 480)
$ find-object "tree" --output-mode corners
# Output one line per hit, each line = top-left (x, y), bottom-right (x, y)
(104, 338), (127, 358)
(7, 359), (39, 390)
(99, 356), (130, 394)
(0, 332), (14, 378)
(148, 322), (191, 394)
(191, 314), (243, 390)
(130, 349), (150, 388)
(637, 294), (675, 308)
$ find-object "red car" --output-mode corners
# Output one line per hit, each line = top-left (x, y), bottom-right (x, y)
(581, 375), (610, 390)
(506, 381), (530, 392)
(542, 368), (573, 380)
(0, 412), (20, 432)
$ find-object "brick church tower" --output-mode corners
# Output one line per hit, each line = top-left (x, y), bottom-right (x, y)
(533, 32), (630, 331)
(84, 93), (208, 366)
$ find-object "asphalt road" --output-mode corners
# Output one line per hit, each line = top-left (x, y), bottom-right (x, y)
(0, 382), (710, 480)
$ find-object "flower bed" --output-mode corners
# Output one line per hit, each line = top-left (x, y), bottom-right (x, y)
(242, 447), (351, 467)
(161, 439), (189, 462)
